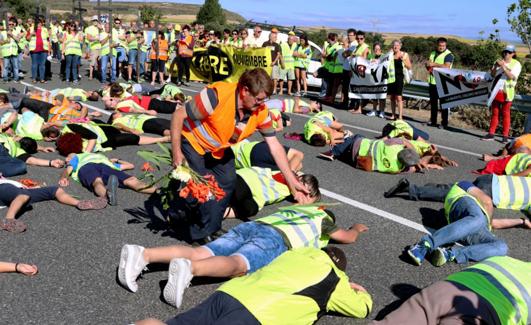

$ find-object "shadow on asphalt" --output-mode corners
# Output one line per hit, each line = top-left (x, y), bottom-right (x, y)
(374, 283), (422, 320)
(419, 207), (446, 230)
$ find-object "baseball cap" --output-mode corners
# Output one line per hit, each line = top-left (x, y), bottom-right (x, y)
(60, 20), (65, 24)
(271, 27), (279, 33)
(504, 44), (516, 53)
(91, 15), (98, 21)
(209, 30), (214, 34)
(288, 31), (296, 36)
(174, 24), (181, 31)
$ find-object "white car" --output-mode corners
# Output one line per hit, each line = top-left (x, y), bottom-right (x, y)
(247, 28), (323, 87)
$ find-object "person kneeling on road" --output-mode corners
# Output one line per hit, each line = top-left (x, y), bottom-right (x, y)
(59, 152), (157, 206)
(135, 247), (373, 325)
(406, 181), (508, 267)
(117, 204), (368, 308)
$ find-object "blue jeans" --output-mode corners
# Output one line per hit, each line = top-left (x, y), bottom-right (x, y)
(331, 134), (365, 161)
(128, 49), (138, 65)
(3, 55), (19, 81)
(204, 222), (287, 273)
(420, 197), (507, 264)
(408, 176), (493, 202)
(115, 47), (127, 63)
(137, 51), (146, 75)
(31, 51), (47, 81)
(179, 139), (237, 240)
(319, 77), (328, 98)
(100, 55), (117, 83)
(65, 54), (80, 81)
(0, 144), (26, 176)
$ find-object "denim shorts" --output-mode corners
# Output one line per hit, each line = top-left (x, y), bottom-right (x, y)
(78, 163), (131, 190)
(116, 47), (127, 63)
(128, 49), (138, 65)
(204, 222), (287, 273)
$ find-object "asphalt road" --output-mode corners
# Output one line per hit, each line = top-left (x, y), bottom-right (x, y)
(0, 61), (529, 325)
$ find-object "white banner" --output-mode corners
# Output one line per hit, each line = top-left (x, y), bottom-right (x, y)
(349, 56), (390, 99)
(433, 68), (505, 109)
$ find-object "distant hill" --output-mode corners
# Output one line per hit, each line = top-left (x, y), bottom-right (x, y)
(42, 1), (246, 25)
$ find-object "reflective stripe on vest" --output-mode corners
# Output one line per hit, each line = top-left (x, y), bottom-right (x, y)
(446, 256), (530, 325)
(71, 153), (119, 181)
(64, 33), (82, 56)
(358, 139), (403, 173)
(492, 175), (531, 211)
(444, 184), (490, 228)
(387, 120), (414, 139)
(231, 139), (256, 169)
(236, 167), (290, 209)
(15, 112), (44, 140)
(428, 49), (452, 84)
(257, 206), (331, 249)
(503, 59), (521, 102)
(505, 153), (531, 175)
(113, 114), (154, 132)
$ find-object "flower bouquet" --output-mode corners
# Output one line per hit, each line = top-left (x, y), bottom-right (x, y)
(137, 144), (225, 210)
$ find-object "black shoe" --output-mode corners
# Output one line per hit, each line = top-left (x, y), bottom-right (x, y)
(501, 136), (509, 144)
(191, 235), (214, 247)
(181, 82), (189, 87)
(481, 133), (495, 141)
(384, 178), (410, 198)
(425, 122), (438, 128)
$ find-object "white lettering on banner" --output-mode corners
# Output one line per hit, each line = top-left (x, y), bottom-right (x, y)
(434, 68), (505, 109)
(349, 56), (390, 99)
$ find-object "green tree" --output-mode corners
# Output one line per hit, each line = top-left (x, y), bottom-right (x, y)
(507, 0), (531, 52)
(307, 28), (328, 48)
(139, 4), (162, 24)
(4, 0), (36, 20)
(196, 0), (226, 31)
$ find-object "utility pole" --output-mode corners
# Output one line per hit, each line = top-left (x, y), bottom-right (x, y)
(72, 0), (87, 28)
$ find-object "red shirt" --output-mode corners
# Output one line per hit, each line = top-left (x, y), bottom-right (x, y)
(35, 28), (45, 52)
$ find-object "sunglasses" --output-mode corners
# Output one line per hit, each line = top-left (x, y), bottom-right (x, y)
(256, 31), (262, 33)
(356, 37), (364, 40)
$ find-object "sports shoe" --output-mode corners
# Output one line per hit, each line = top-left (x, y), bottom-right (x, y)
(378, 112), (385, 119)
(166, 77), (172, 83)
(407, 241), (430, 266)
(430, 247), (455, 267)
(501, 137), (509, 144)
(384, 178), (410, 198)
(319, 150), (335, 161)
(294, 91), (301, 97)
(343, 130), (353, 139)
(118, 244), (148, 293)
(107, 175), (119, 206)
(163, 258), (193, 308)
(366, 110), (377, 117)
(481, 133), (495, 141)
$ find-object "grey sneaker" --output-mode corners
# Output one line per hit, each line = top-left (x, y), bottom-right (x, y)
(366, 110), (377, 117)
(163, 258), (193, 308)
(430, 247), (455, 267)
(378, 112), (385, 118)
(118, 244), (147, 293)
(107, 175), (118, 206)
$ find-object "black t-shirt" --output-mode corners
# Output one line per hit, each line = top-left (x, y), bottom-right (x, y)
(262, 41), (281, 64)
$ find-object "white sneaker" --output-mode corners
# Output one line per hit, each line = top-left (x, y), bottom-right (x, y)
(343, 130), (353, 139)
(163, 258), (193, 308)
(117, 244), (147, 293)
(166, 77), (172, 83)
(378, 112), (385, 119)
(366, 110), (376, 117)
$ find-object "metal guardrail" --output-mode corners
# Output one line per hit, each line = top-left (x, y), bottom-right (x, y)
(403, 80), (531, 114)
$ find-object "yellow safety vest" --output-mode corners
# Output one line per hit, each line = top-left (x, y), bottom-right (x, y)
(84, 25), (101, 50)
(387, 51), (409, 84)
(62, 122), (111, 153)
(236, 167), (291, 210)
(280, 42), (297, 70)
(294, 44), (312, 70)
(503, 59), (521, 102)
(492, 175), (531, 211)
(354, 42), (369, 57)
(0, 134), (25, 157)
(0, 30), (18, 57)
(447, 256), (530, 325)
(505, 153), (531, 175)
(15, 112), (44, 140)
(358, 139), (404, 173)
(64, 33), (82, 56)
(127, 36), (138, 52)
(428, 49), (452, 84)
(386, 120), (414, 139)
(112, 114), (155, 132)
(71, 152), (119, 181)
(100, 31), (117, 57)
(29, 27), (50, 51)
(303, 111), (335, 143)
(231, 139), (257, 170)
(257, 205), (333, 249)
(443, 183), (490, 229)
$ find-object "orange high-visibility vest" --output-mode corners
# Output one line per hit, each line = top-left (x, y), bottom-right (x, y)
(182, 82), (270, 159)
(150, 39), (169, 61)
(48, 102), (82, 122)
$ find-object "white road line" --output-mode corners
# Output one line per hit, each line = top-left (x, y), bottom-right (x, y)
(292, 113), (483, 158)
(319, 188), (431, 234)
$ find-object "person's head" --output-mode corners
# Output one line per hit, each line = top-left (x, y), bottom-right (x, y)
(41, 126), (60, 141)
(436, 37), (447, 52)
(8, 17), (17, 29)
(397, 148), (421, 169)
(392, 39), (402, 53)
(114, 18), (121, 27)
(322, 246), (347, 271)
(356, 30), (365, 44)
(327, 32), (337, 43)
(158, 31), (165, 40)
(56, 133), (84, 156)
(149, 20), (155, 28)
(309, 100), (321, 112)
(299, 34), (308, 47)
(347, 28), (356, 42)
(19, 137), (38, 154)
(299, 174), (321, 202)
(253, 25), (262, 38)
(223, 28), (230, 38)
(173, 92), (186, 102)
(0, 93), (8, 104)
(309, 133), (327, 147)
(214, 30), (221, 40)
(373, 42), (382, 55)
(182, 24), (190, 35)
(91, 16), (98, 25)
(232, 29), (239, 39)
(237, 68), (273, 111)
(110, 111), (123, 123)
(502, 44), (517, 59)
(269, 29), (278, 42)
(109, 83), (125, 98)
(103, 97), (120, 109)
(240, 29), (248, 39)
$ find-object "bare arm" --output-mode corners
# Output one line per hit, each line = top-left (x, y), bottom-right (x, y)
(329, 224), (368, 244)
(491, 217), (530, 229)
(111, 158), (134, 171)
(26, 157), (64, 168)
(468, 186), (494, 220)
(170, 105), (187, 166)
(0, 262), (38, 276)
(512, 166), (531, 177)
(59, 166), (73, 186)
(84, 139), (97, 153)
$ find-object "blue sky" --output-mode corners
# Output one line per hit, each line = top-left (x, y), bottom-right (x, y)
(116, 0), (521, 42)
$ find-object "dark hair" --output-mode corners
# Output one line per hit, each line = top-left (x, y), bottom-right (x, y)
(309, 133), (327, 147)
(327, 33), (337, 41)
(356, 30), (365, 36)
(56, 133), (83, 156)
(158, 31), (165, 39)
(87, 91), (100, 102)
(437, 37), (448, 44)
(0, 93), (7, 104)
(182, 24), (191, 32)
(397, 148), (420, 167)
(347, 28), (356, 35)
(214, 31), (221, 39)
(223, 28), (230, 34)
(299, 174), (321, 201)
(41, 126), (60, 139)
(109, 83), (124, 97)
(322, 246), (347, 271)
(19, 137), (37, 154)
(299, 34), (309, 46)
(238, 68), (274, 97)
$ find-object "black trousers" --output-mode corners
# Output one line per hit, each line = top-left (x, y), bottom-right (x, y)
(177, 56), (192, 82)
(429, 84), (448, 126)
